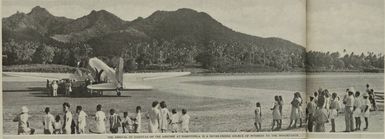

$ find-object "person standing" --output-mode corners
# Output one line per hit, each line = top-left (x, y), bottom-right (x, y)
(109, 109), (121, 134)
(344, 91), (355, 132)
(53, 115), (62, 134)
(278, 96), (284, 129)
(288, 93), (300, 129)
(297, 92), (304, 127)
(353, 91), (362, 131)
(62, 102), (73, 134)
(362, 93), (371, 131)
(135, 106), (142, 133)
(147, 101), (160, 133)
(91, 104), (106, 134)
(314, 97), (328, 132)
(306, 96), (316, 132)
(42, 107), (55, 134)
(329, 93), (339, 132)
(180, 109), (190, 133)
(122, 112), (133, 133)
(254, 102), (262, 132)
(159, 101), (171, 133)
(271, 96), (281, 131)
(13, 106), (35, 135)
(76, 106), (88, 134)
(52, 81), (58, 97)
(170, 109), (180, 133)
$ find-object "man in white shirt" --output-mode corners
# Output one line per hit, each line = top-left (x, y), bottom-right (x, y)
(62, 102), (73, 134)
(42, 107), (55, 134)
(344, 91), (354, 132)
(91, 104), (106, 134)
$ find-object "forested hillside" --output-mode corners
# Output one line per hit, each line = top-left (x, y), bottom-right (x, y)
(2, 6), (383, 73)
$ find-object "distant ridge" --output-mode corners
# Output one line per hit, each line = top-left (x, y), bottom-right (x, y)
(3, 6), (307, 72)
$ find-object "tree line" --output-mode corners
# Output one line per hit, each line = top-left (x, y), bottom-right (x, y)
(2, 39), (383, 72)
(306, 50), (384, 71)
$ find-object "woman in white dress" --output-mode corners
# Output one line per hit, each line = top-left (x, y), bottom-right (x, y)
(159, 101), (171, 133)
(147, 101), (160, 133)
(288, 93), (300, 129)
(271, 96), (281, 131)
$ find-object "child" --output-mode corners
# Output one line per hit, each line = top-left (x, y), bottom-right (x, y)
(254, 102), (262, 132)
(329, 93), (339, 132)
(76, 106), (88, 134)
(180, 109), (190, 133)
(159, 101), (171, 133)
(109, 109), (121, 133)
(362, 93), (371, 130)
(134, 106), (142, 133)
(42, 107), (55, 134)
(122, 112), (133, 133)
(53, 115), (62, 134)
(313, 96), (328, 132)
(13, 106), (35, 135)
(170, 109), (180, 133)
(271, 96), (281, 131)
(353, 91), (362, 131)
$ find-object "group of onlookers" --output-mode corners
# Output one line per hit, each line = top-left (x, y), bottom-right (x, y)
(306, 84), (376, 132)
(13, 101), (190, 135)
(253, 84), (378, 132)
(47, 79), (73, 97)
(254, 93), (304, 132)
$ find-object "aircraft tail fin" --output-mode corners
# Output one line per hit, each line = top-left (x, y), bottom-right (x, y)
(116, 57), (124, 88)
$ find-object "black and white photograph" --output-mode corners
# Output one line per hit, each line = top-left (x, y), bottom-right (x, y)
(1, 0), (384, 138)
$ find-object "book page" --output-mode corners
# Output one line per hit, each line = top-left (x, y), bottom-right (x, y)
(1, 0), (307, 139)
(307, 0), (384, 138)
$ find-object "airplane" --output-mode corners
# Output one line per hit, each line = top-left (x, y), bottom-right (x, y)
(3, 57), (191, 96)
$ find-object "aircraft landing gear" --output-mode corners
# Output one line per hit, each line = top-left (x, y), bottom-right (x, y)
(117, 91), (121, 96)
(116, 88), (122, 96)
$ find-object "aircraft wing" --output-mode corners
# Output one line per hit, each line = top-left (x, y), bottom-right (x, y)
(3, 71), (89, 81)
(124, 72), (191, 81)
(87, 82), (153, 91)
(3, 72), (75, 81)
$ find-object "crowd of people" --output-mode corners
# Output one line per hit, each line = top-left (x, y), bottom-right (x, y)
(47, 79), (74, 97)
(253, 84), (378, 132)
(13, 83), (380, 135)
(254, 92), (304, 131)
(13, 101), (190, 135)
(306, 84), (377, 132)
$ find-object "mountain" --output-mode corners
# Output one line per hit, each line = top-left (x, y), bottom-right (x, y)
(51, 10), (129, 42)
(88, 8), (303, 56)
(2, 6), (73, 41)
(3, 6), (305, 71)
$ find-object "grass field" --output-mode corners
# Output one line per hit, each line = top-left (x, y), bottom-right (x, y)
(2, 72), (384, 134)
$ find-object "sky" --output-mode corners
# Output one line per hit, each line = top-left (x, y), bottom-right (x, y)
(1, 0), (306, 46)
(2, 0), (384, 54)
(308, 0), (384, 54)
